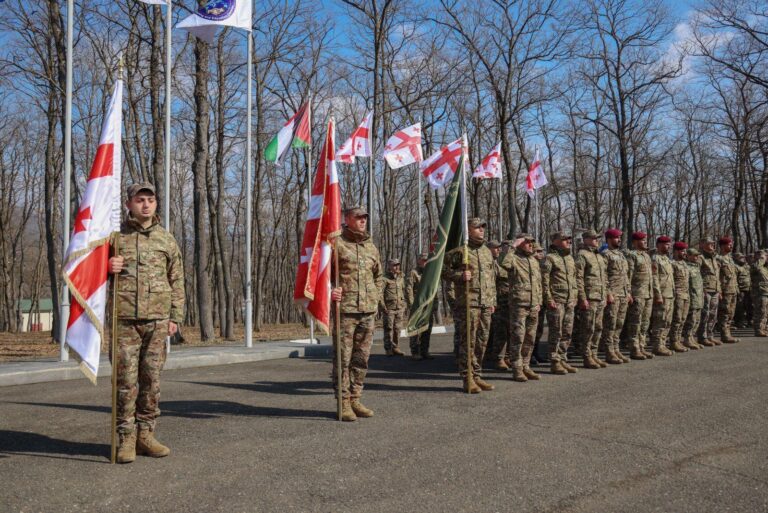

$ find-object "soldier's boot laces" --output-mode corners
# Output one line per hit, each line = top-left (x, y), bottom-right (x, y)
(495, 359), (510, 371)
(464, 377), (482, 394)
(562, 361), (578, 373)
(511, 366), (528, 382)
(350, 399), (374, 418)
(116, 431), (137, 464)
(473, 377), (495, 391)
(653, 345), (674, 356)
(341, 399), (357, 422)
(550, 360), (568, 375)
(136, 429), (170, 458)
(605, 351), (623, 365)
(522, 366), (541, 380)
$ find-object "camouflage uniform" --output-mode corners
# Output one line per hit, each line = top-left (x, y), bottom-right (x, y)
(574, 245), (607, 361)
(333, 226), (383, 400)
(541, 246), (577, 364)
(625, 248), (654, 356)
(669, 257), (691, 350)
(751, 254), (768, 336)
(381, 268), (406, 353)
(488, 246), (511, 364)
(683, 253), (704, 346)
(406, 265), (432, 356)
(443, 239), (496, 379)
(444, 279), (460, 355)
(717, 253), (739, 342)
(734, 259), (752, 328)
(600, 248), (630, 358)
(649, 253), (675, 352)
(504, 245), (542, 370)
(115, 215), (184, 435)
(697, 250), (721, 343)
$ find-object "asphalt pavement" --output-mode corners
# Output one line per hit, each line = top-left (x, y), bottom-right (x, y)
(1, 330), (767, 513)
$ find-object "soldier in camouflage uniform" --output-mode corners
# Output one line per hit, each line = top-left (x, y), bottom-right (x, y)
(330, 206), (383, 421)
(625, 232), (655, 359)
(532, 242), (547, 365)
(442, 218), (497, 393)
(487, 240), (513, 370)
(751, 251), (768, 336)
(600, 228), (631, 365)
(108, 183), (185, 464)
(574, 230), (608, 369)
(682, 248), (704, 349)
(541, 232), (579, 375)
(697, 237), (722, 346)
(381, 259), (406, 356)
(716, 237), (740, 343)
(649, 236), (675, 356)
(668, 241), (691, 353)
(503, 233), (542, 382)
(733, 253), (752, 328)
(406, 253), (434, 360)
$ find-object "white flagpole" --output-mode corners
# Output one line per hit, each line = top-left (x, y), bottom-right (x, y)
(60, 0), (74, 362)
(306, 110), (315, 344)
(497, 178), (503, 240)
(164, 0), (172, 354)
(245, 27), (253, 348)
(418, 169), (423, 252)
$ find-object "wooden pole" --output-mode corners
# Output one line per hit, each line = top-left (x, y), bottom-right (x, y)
(333, 243), (343, 420)
(110, 235), (120, 464)
(463, 243), (471, 391)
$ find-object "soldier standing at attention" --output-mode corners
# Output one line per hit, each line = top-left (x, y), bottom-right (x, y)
(541, 232), (579, 375)
(698, 237), (722, 346)
(531, 242), (547, 366)
(716, 236), (740, 344)
(406, 253), (434, 360)
(330, 206), (383, 421)
(625, 232), (654, 359)
(751, 250), (768, 336)
(381, 259), (406, 356)
(600, 228), (631, 364)
(487, 240), (513, 370)
(733, 253), (752, 328)
(649, 236), (675, 356)
(574, 230), (608, 369)
(668, 241), (691, 353)
(682, 248), (704, 349)
(108, 183), (185, 464)
(504, 234), (543, 382)
(442, 218), (496, 393)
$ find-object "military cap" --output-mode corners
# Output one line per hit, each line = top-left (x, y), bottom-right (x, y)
(656, 235), (672, 244)
(632, 231), (647, 240)
(533, 242), (543, 252)
(487, 240), (501, 249)
(388, 258), (400, 266)
(516, 232), (536, 241)
(673, 241), (688, 251)
(582, 229), (600, 239)
(686, 248), (701, 256)
(733, 252), (744, 259)
(501, 239), (513, 247)
(699, 236), (715, 244)
(468, 217), (487, 228)
(605, 228), (622, 239)
(127, 182), (156, 199)
(344, 205), (368, 217)
(718, 236), (733, 245)
(550, 231), (572, 241)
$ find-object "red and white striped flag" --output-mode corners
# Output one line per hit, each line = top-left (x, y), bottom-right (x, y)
(473, 142), (502, 180)
(336, 111), (373, 163)
(382, 123), (423, 169)
(526, 148), (547, 198)
(420, 137), (466, 189)
(293, 119), (342, 334)
(63, 79), (123, 384)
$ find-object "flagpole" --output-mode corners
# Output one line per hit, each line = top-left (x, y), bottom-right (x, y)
(418, 169), (423, 252)
(244, 27), (253, 348)
(497, 178), (503, 240)
(534, 146), (539, 241)
(460, 137), (472, 392)
(333, 245), (343, 421)
(60, 0), (74, 362)
(164, 0), (172, 355)
(306, 143), (315, 344)
(110, 234), (120, 464)
(368, 149), (374, 238)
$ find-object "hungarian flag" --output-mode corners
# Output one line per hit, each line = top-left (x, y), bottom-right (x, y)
(382, 123), (423, 169)
(526, 148), (547, 198)
(62, 79), (123, 384)
(420, 137), (465, 189)
(473, 142), (502, 180)
(177, 0), (252, 43)
(336, 111), (373, 163)
(265, 103), (312, 164)
(407, 149), (468, 336)
(293, 119), (341, 334)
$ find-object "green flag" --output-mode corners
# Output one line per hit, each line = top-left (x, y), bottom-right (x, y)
(407, 153), (467, 336)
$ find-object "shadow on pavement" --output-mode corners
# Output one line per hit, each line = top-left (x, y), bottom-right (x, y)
(179, 379), (328, 396)
(0, 430), (108, 462)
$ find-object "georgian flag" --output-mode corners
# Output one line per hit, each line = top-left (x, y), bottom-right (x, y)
(293, 119), (341, 334)
(473, 142), (502, 180)
(336, 111), (373, 163)
(526, 148), (548, 198)
(177, 0), (252, 43)
(382, 123), (423, 169)
(63, 79), (123, 384)
(420, 137), (466, 189)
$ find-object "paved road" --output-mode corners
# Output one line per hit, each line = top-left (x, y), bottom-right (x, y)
(1, 332), (767, 513)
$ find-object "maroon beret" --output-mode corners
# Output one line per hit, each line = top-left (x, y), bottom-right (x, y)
(719, 236), (733, 245)
(632, 232), (647, 240)
(673, 241), (688, 250)
(605, 228), (623, 239)
(656, 235), (672, 243)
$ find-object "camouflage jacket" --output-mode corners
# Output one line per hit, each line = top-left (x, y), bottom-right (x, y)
(495, 253), (510, 304)
(687, 261), (704, 309)
(626, 250), (653, 299)
(603, 248), (630, 298)
(443, 240), (497, 308)
(652, 254), (675, 299)
(115, 216), (185, 322)
(405, 267), (423, 306)
(382, 272), (406, 312)
(752, 259), (768, 297)
(541, 247), (577, 306)
(575, 247), (607, 302)
(671, 259), (690, 300)
(736, 263), (751, 292)
(504, 248), (542, 307)
(334, 227), (383, 314)
(717, 254), (739, 294)
(700, 251), (721, 293)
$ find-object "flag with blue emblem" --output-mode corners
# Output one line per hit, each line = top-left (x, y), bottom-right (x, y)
(177, 0), (252, 43)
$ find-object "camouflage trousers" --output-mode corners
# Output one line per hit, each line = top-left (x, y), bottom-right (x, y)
(669, 298), (690, 345)
(753, 294), (768, 335)
(332, 312), (374, 400)
(649, 298), (674, 350)
(625, 296), (653, 354)
(600, 297), (628, 355)
(683, 307), (701, 343)
(508, 303), (540, 368)
(697, 292), (719, 342)
(717, 293), (737, 339)
(574, 300), (605, 357)
(115, 319), (169, 434)
(382, 308), (405, 351)
(734, 291), (752, 327)
(487, 300), (510, 361)
(546, 302), (575, 363)
(410, 308), (433, 356)
(455, 305), (492, 378)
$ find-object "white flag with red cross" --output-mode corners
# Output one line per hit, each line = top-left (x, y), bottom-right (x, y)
(382, 123), (423, 169)
(63, 79), (123, 384)
(420, 137), (466, 189)
(336, 111), (373, 163)
(473, 142), (502, 180)
(526, 148), (547, 198)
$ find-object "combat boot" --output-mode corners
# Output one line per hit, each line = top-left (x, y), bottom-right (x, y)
(495, 359), (510, 371)
(757, 330), (768, 337)
(710, 338), (723, 346)
(722, 335), (739, 344)
(392, 347), (405, 355)
(652, 346), (674, 356)
(522, 366), (541, 380)
(136, 429), (170, 458)
(629, 347), (646, 360)
(116, 431), (137, 464)
(473, 377), (495, 391)
(605, 351), (623, 365)
(511, 366), (528, 382)
(350, 399), (374, 418)
(593, 355), (608, 368)
(642, 349), (655, 358)
(562, 361), (578, 373)
(463, 377), (481, 393)
(699, 338), (715, 347)
(341, 399), (357, 421)
(670, 340), (688, 352)
(550, 360), (568, 375)
(385, 348), (395, 356)
(683, 337), (701, 350)
(583, 355), (601, 369)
